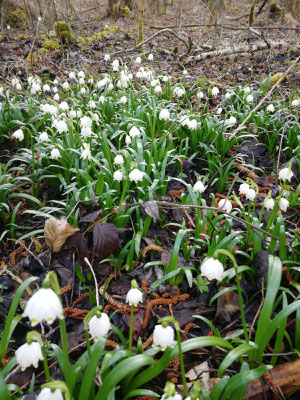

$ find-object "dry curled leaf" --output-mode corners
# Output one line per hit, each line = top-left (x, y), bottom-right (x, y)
(44, 218), (80, 252)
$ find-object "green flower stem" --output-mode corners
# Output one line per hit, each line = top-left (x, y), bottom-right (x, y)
(27, 331), (50, 383)
(119, 179), (130, 208)
(41, 344), (50, 383)
(84, 326), (92, 359)
(214, 249), (249, 344)
(59, 318), (72, 385)
(129, 305), (134, 352)
(176, 328), (188, 398)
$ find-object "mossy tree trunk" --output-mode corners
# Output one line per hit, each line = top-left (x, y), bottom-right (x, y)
(285, 0), (299, 17)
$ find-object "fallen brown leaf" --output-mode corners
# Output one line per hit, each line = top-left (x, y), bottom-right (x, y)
(44, 218), (80, 252)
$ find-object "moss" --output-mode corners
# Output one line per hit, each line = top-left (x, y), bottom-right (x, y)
(92, 25), (119, 41)
(269, 2), (283, 18)
(42, 40), (60, 51)
(120, 6), (131, 17)
(192, 77), (210, 90)
(6, 7), (27, 27)
(78, 36), (93, 45)
(270, 73), (290, 85)
(54, 21), (75, 44)
(0, 35), (2, 42)
(18, 34), (29, 39)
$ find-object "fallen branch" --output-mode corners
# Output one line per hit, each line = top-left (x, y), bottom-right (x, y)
(150, 24), (300, 31)
(229, 54), (300, 141)
(185, 40), (299, 64)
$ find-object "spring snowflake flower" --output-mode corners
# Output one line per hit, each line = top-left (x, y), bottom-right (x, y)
(225, 116), (237, 127)
(81, 143), (91, 160)
(126, 287), (143, 306)
(53, 94), (59, 101)
(108, 83), (114, 91)
(244, 86), (251, 94)
(80, 87), (86, 95)
(23, 288), (63, 326)
(180, 115), (190, 126)
(114, 154), (124, 165)
(129, 169), (144, 182)
(151, 79), (160, 87)
(161, 393), (182, 400)
(201, 258), (224, 281)
(113, 170), (123, 181)
(155, 85), (162, 94)
(148, 53), (154, 61)
(239, 183), (250, 195)
(279, 198), (289, 212)
(267, 104), (275, 113)
(11, 77), (20, 87)
(80, 116), (93, 128)
(55, 120), (68, 133)
(129, 126), (141, 138)
(264, 197), (275, 210)
(51, 148), (61, 159)
(78, 71), (85, 79)
(135, 56), (142, 65)
(225, 92), (232, 99)
(292, 99), (299, 107)
(16, 342), (43, 371)
(69, 109), (82, 119)
(39, 131), (50, 142)
(125, 135), (132, 145)
(153, 324), (175, 350)
(88, 313), (111, 341)
(62, 81), (70, 90)
(188, 119), (197, 130)
(174, 87), (185, 98)
(162, 75), (170, 82)
(218, 199), (232, 213)
(211, 87), (219, 97)
(193, 180), (205, 193)
(13, 128), (24, 141)
(43, 84), (51, 92)
(183, 69), (188, 76)
(246, 94), (254, 103)
(112, 59), (119, 72)
(246, 188), (256, 201)
(197, 91), (204, 99)
(81, 126), (93, 138)
(59, 101), (69, 111)
(88, 100), (96, 108)
(120, 96), (127, 104)
(278, 167), (293, 181)
(69, 71), (76, 80)
(37, 388), (63, 400)
(159, 109), (170, 121)
(99, 95), (105, 104)
(104, 54), (110, 61)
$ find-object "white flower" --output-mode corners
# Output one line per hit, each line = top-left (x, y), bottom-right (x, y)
(153, 324), (175, 350)
(53, 79), (59, 85)
(278, 167), (293, 181)
(161, 394), (182, 400)
(55, 120), (68, 133)
(70, 109), (82, 119)
(183, 69), (188, 76)
(267, 104), (275, 113)
(174, 87), (185, 98)
(244, 86), (251, 94)
(88, 78), (94, 84)
(279, 198), (289, 212)
(246, 94), (254, 103)
(13, 128), (24, 141)
(225, 116), (237, 127)
(62, 81), (70, 90)
(159, 109), (170, 121)
(78, 70), (85, 79)
(180, 115), (190, 126)
(239, 183), (250, 195)
(129, 168), (144, 182)
(211, 87), (219, 96)
(188, 119), (197, 130)
(292, 99), (299, 107)
(129, 126), (141, 138)
(162, 75), (169, 82)
(23, 288), (63, 326)
(114, 154), (124, 165)
(104, 54), (110, 61)
(51, 148), (61, 159)
(81, 126), (93, 138)
(81, 143), (91, 160)
(264, 197), (274, 210)
(59, 101), (69, 111)
(151, 79), (160, 87)
(201, 258), (224, 281)
(120, 96), (127, 104)
(39, 131), (50, 142)
(246, 188), (256, 201)
(53, 93), (59, 101)
(37, 388), (64, 400)
(43, 84), (51, 92)
(218, 199), (232, 213)
(125, 135), (132, 145)
(99, 95), (105, 104)
(80, 87), (86, 94)
(154, 85), (162, 94)
(197, 91), (204, 99)
(225, 92), (232, 99)
(126, 288), (143, 305)
(80, 116), (93, 128)
(88, 313), (111, 341)
(16, 342), (43, 371)
(193, 180), (205, 193)
(113, 170), (123, 181)
(112, 59), (119, 71)
(69, 71), (76, 80)
(135, 56), (142, 65)
(79, 78), (85, 85)
(88, 100), (96, 108)
(216, 107), (223, 115)
(108, 83), (114, 91)
(148, 53), (154, 61)
(11, 77), (20, 87)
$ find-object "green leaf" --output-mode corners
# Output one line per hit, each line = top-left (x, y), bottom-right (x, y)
(0, 371), (10, 400)
(218, 343), (257, 376)
(122, 389), (159, 400)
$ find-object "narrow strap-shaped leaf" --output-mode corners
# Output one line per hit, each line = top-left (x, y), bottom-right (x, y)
(0, 371), (10, 400)
(217, 343), (256, 376)
(122, 389), (159, 400)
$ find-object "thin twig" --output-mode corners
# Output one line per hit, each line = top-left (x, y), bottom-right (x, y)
(84, 257), (99, 307)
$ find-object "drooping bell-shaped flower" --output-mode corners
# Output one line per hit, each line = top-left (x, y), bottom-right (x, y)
(16, 342), (43, 371)
(218, 199), (232, 213)
(88, 313), (111, 341)
(37, 388), (64, 400)
(153, 324), (175, 351)
(201, 258), (224, 281)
